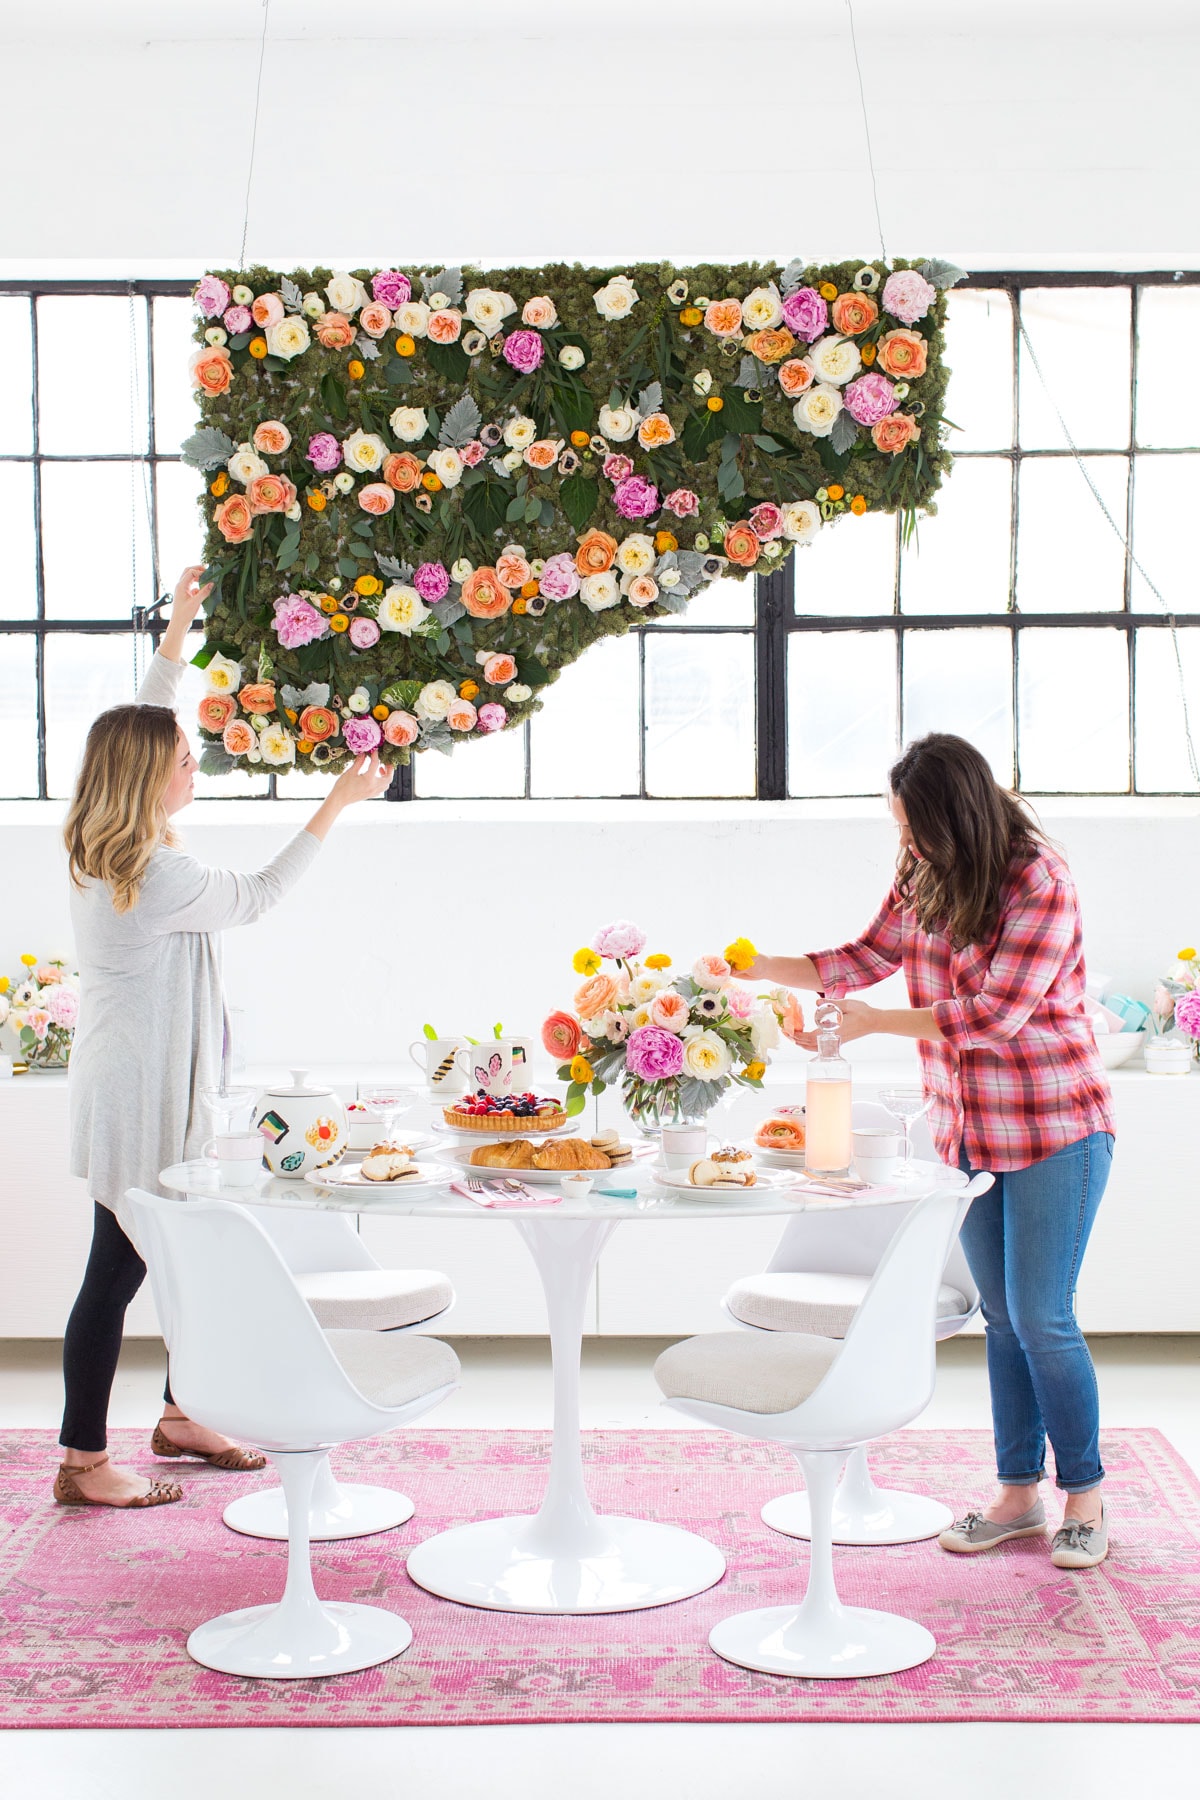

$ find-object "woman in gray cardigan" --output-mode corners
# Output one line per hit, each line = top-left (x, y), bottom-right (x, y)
(57, 567), (391, 1507)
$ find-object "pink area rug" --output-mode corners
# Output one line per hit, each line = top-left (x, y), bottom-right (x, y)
(1, 1427), (1198, 1727)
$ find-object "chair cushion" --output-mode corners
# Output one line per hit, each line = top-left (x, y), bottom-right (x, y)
(295, 1268), (453, 1332)
(725, 1272), (969, 1339)
(655, 1331), (841, 1415)
(325, 1329), (459, 1408)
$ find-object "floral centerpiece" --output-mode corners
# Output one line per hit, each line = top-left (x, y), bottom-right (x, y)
(1153, 946), (1200, 1051)
(542, 923), (802, 1130)
(0, 954), (79, 1070)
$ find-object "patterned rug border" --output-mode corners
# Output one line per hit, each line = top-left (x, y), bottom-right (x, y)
(2, 1426), (1198, 1729)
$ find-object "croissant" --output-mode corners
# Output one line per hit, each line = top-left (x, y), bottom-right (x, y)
(468, 1139), (535, 1168)
(532, 1138), (611, 1171)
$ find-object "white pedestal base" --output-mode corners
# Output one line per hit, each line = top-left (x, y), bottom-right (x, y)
(223, 1481), (414, 1541)
(762, 1445), (953, 1545)
(187, 1601), (412, 1679)
(406, 1513), (725, 1615)
(709, 1602), (936, 1680)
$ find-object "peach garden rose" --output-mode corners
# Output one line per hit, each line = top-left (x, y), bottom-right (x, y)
(877, 328), (929, 378)
(704, 299), (744, 338)
(460, 566), (511, 619)
(872, 412), (921, 454)
(214, 492), (254, 542)
(315, 311), (356, 350)
(574, 973), (619, 1017)
(253, 420), (291, 454)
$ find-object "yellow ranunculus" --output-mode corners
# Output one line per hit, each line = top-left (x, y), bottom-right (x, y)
(724, 937), (757, 972)
(20, 954), (37, 967)
(573, 947), (601, 976)
(0, 976), (9, 993)
(744, 1061), (766, 1082)
(1178, 947), (1197, 962)
(570, 1054), (595, 1085)
(644, 953), (672, 971)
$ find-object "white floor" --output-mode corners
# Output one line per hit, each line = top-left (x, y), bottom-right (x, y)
(1, 1334), (1197, 1799)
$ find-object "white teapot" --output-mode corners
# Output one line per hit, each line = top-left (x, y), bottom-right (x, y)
(253, 1069), (348, 1179)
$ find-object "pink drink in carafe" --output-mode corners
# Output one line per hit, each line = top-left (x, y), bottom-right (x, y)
(805, 1002), (852, 1176)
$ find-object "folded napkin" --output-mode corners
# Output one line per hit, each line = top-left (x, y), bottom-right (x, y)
(449, 1180), (563, 1209)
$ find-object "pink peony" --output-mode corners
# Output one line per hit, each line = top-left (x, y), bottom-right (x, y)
(413, 561), (450, 603)
(843, 371), (898, 426)
(748, 501), (784, 540)
(195, 275), (231, 318)
(625, 1025), (685, 1081)
(612, 475), (660, 520)
(665, 488), (700, 518)
(1174, 991), (1200, 1039)
(273, 595), (329, 650)
(223, 304), (253, 335)
(47, 987), (79, 1028)
(502, 329), (545, 373)
(342, 715), (382, 755)
(881, 268), (938, 325)
(538, 553), (581, 600)
(543, 1011), (583, 1061)
(371, 270), (412, 308)
(603, 453), (634, 483)
(349, 617), (380, 649)
(306, 432), (342, 473)
(592, 920), (647, 960)
(780, 287), (829, 343)
(476, 702), (508, 732)
(725, 984), (754, 1020)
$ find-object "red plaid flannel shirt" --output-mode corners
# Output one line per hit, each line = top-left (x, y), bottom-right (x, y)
(808, 848), (1115, 1171)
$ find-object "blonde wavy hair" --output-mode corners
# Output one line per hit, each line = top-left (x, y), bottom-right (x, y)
(64, 704), (181, 914)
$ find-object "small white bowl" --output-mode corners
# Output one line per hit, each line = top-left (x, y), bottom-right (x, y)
(559, 1173), (595, 1197)
(1095, 1030), (1146, 1069)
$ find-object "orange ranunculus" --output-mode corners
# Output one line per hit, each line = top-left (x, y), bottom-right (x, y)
(329, 613), (349, 632)
(238, 682), (276, 714)
(382, 451), (422, 492)
(222, 719), (256, 756)
(318, 593), (338, 613)
(459, 680), (480, 700)
(372, 705), (390, 720)
(831, 292), (879, 335)
(744, 326), (796, 364)
(706, 396), (724, 412)
(190, 347), (233, 396)
(210, 471), (229, 497)
(723, 522), (762, 568)
(542, 1011), (582, 1061)
(214, 493), (255, 543)
(197, 693), (236, 732)
(354, 575), (381, 596)
(860, 342), (878, 365)
(519, 579), (539, 599)
(422, 472), (442, 492)
(460, 565), (511, 620)
(679, 306), (703, 327)
(876, 328), (929, 378)
(315, 311), (355, 350)
(357, 303), (392, 339)
(654, 530), (678, 553)
(850, 494), (868, 515)
(819, 282), (839, 301)
(307, 490), (327, 511)
(574, 972), (619, 1017)
(296, 738), (314, 754)
(570, 429), (590, 447)
(872, 413), (921, 455)
(358, 482), (395, 515)
(777, 357), (815, 397)
(496, 552), (532, 590)
(247, 473), (296, 515)
(826, 484), (844, 501)
(704, 299), (743, 338)
(512, 597), (528, 615)
(248, 337), (268, 359)
(637, 411), (676, 449)
(298, 705), (339, 742)
(427, 308), (463, 344)
(574, 528), (618, 576)
(347, 359), (365, 380)
(394, 334), (416, 356)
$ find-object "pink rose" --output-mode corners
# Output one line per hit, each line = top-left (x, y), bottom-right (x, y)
(371, 270), (412, 308)
(625, 1025), (685, 1081)
(251, 292), (285, 328)
(538, 553), (581, 600)
(692, 954), (731, 989)
(358, 303), (392, 338)
(195, 275), (231, 318)
(843, 371), (898, 426)
(725, 984), (754, 1020)
(476, 702), (508, 732)
(748, 501), (784, 540)
(342, 715), (382, 755)
(780, 287), (829, 343)
(460, 439), (485, 467)
(413, 561), (450, 603)
(222, 304), (252, 335)
(306, 432), (342, 473)
(273, 595), (330, 650)
(604, 454), (634, 483)
(447, 699), (478, 733)
(358, 483), (395, 515)
(592, 920), (647, 959)
(349, 617), (380, 649)
(502, 329), (544, 374)
(664, 488), (699, 518)
(881, 268), (937, 326)
(522, 295), (558, 329)
(612, 475), (660, 520)
(648, 991), (689, 1033)
(382, 711), (419, 747)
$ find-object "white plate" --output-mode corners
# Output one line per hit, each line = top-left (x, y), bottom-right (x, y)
(303, 1160), (451, 1192)
(742, 1139), (807, 1170)
(432, 1142), (653, 1184)
(650, 1164), (790, 1196)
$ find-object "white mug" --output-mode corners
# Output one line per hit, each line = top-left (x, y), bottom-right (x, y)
(202, 1130), (264, 1187)
(408, 1036), (470, 1095)
(457, 1038), (534, 1098)
(661, 1123), (708, 1170)
(852, 1126), (900, 1184)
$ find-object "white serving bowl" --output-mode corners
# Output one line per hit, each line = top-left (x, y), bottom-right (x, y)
(1096, 1030), (1147, 1069)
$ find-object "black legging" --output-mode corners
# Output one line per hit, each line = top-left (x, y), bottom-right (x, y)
(60, 1202), (172, 1452)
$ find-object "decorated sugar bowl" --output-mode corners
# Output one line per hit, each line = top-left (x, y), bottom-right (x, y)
(254, 1069), (348, 1179)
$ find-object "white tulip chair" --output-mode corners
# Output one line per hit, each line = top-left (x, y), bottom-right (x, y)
(128, 1188), (459, 1680)
(656, 1174), (992, 1680)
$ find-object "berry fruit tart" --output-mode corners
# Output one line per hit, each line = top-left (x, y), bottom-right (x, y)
(444, 1089), (569, 1133)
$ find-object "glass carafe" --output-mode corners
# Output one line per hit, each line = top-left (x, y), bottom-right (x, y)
(804, 1002), (852, 1177)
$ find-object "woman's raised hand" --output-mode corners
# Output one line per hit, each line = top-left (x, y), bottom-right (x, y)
(331, 752), (394, 807)
(171, 565), (213, 628)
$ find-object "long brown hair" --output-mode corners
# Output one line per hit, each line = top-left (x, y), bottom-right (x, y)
(889, 734), (1047, 947)
(63, 704), (180, 914)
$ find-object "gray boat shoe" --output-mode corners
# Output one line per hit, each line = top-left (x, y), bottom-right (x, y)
(1050, 1505), (1108, 1569)
(938, 1499), (1046, 1554)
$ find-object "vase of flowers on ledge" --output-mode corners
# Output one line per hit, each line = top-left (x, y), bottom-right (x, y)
(0, 954), (79, 1070)
(542, 921), (802, 1137)
(1152, 946), (1200, 1062)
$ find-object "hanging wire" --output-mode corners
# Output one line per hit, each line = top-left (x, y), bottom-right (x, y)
(127, 285), (161, 691)
(844, 0), (888, 265)
(1017, 314), (1200, 786)
(238, 0), (272, 272)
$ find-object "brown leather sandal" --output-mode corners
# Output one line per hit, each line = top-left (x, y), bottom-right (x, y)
(151, 1420), (267, 1472)
(54, 1454), (183, 1508)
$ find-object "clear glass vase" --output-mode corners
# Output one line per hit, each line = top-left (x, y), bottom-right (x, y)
(621, 1081), (710, 1140)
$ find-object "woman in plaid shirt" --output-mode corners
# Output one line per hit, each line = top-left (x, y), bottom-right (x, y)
(749, 734), (1115, 1570)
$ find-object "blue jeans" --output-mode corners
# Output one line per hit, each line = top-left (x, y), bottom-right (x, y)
(957, 1132), (1113, 1493)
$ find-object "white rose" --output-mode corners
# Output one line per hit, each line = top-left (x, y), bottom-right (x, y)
(378, 585), (431, 635)
(579, 571), (621, 612)
(503, 415), (537, 450)
(415, 678), (457, 721)
(228, 448), (268, 485)
(341, 429), (387, 472)
(741, 284), (784, 330)
(394, 300), (430, 339)
(301, 291), (324, 319)
(427, 447), (463, 487)
(692, 368), (713, 396)
(593, 274), (639, 321)
(506, 683), (532, 703)
(259, 725), (296, 766)
(389, 405), (428, 442)
(792, 384), (844, 438)
(558, 345), (585, 370)
(809, 334), (862, 387)
(232, 284), (253, 306)
(204, 327), (227, 347)
(285, 502), (302, 522)
(451, 557), (474, 582)
(427, 291), (449, 311)
(333, 472), (355, 494)
(347, 687), (371, 714)
(629, 972), (665, 1004)
(204, 653), (242, 694)
(502, 450), (523, 472)
(629, 1005), (653, 1030)
(658, 567), (681, 588)
(682, 1029), (733, 1081)
(325, 272), (368, 315)
(615, 533), (655, 575)
(598, 404), (639, 442)
(463, 288), (518, 334)
(781, 499), (823, 543)
(265, 316), (311, 360)
(750, 1008), (781, 1057)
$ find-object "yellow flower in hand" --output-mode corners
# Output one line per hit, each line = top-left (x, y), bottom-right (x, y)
(744, 1061), (766, 1082)
(573, 947), (601, 976)
(644, 953), (672, 971)
(570, 1054), (595, 1085)
(724, 937), (757, 973)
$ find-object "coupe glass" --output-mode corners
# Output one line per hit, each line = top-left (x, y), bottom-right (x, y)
(357, 1081), (413, 1143)
(877, 1086), (932, 1183)
(200, 1085), (257, 1136)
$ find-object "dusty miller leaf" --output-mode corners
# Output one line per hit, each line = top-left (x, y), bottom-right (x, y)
(920, 258), (967, 291)
(280, 275), (305, 313)
(830, 410), (860, 454)
(353, 333), (381, 360)
(180, 426), (236, 471)
(635, 380), (662, 417)
(655, 589), (688, 614)
(432, 598), (466, 628)
(422, 267), (464, 306)
(198, 744), (235, 776)
(376, 554), (414, 581)
(735, 355), (759, 389)
(780, 258), (807, 296)
(440, 393), (483, 448)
